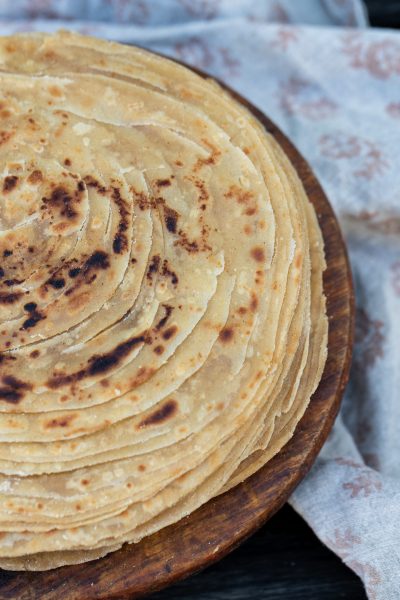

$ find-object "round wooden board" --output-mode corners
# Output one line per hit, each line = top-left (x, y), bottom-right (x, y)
(0, 64), (354, 600)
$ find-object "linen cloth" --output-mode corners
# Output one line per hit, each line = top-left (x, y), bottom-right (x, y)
(0, 1), (399, 597)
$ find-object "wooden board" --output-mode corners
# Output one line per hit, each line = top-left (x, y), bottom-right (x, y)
(0, 67), (354, 600)
(150, 505), (366, 600)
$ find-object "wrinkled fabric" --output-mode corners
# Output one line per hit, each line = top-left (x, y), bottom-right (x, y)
(0, 1), (399, 597)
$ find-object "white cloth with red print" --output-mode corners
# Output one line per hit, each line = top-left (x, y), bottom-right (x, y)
(1, 1), (400, 597)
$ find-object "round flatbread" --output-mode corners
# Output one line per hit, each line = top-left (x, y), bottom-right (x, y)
(0, 31), (327, 569)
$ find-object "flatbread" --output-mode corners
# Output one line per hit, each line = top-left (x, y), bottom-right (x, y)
(0, 31), (327, 569)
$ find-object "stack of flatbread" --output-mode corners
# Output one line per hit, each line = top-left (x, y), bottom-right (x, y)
(0, 32), (327, 570)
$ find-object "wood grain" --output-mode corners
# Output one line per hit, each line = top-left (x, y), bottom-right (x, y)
(0, 67), (354, 600)
(150, 505), (366, 600)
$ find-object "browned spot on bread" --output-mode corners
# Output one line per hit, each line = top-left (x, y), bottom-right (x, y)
(4, 278), (24, 287)
(251, 246), (265, 262)
(46, 276), (65, 289)
(295, 252), (302, 269)
(43, 49), (56, 60)
(192, 177), (209, 206)
(219, 327), (234, 343)
(21, 307), (45, 330)
(161, 259), (178, 285)
(66, 290), (90, 311)
(30, 350), (40, 359)
(156, 304), (174, 331)
(64, 158), (71, 167)
(164, 206), (179, 234)
(81, 479), (89, 486)
(194, 139), (221, 172)
(75, 503), (82, 511)
(250, 292), (259, 312)
(129, 366), (155, 388)
(162, 324), (177, 340)
(133, 188), (159, 211)
(238, 306), (247, 315)
(49, 85), (62, 97)
(217, 402), (224, 411)
(154, 345), (165, 355)
(44, 414), (77, 429)
(100, 379), (109, 388)
(3, 375), (31, 389)
(243, 146), (251, 155)
(224, 185), (254, 205)
(175, 160), (183, 167)
(174, 226), (212, 254)
(0, 131), (13, 145)
(138, 464), (146, 472)
(0, 354), (16, 364)
(244, 225), (252, 235)
(225, 185), (258, 217)
(47, 333), (147, 388)
(137, 400), (178, 429)
(175, 231), (199, 253)
(83, 175), (107, 194)
(0, 291), (22, 304)
(0, 376), (32, 404)
(113, 233), (127, 254)
(156, 179), (171, 187)
(146, 255), (161, 282)
(37, 503), (43, 510)
(111, 186), (130, 254)
(68, 267), (81, 278)
(53, 221), (68, 234)
(42, 184), (82, 221)
(88, 336), (147, 376)
(27, 170), (43, 184)
(3, 175), (18, 192)
(64, 250), (109, 297)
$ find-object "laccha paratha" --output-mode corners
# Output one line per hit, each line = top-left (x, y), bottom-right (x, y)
(0, 31), (327, 569)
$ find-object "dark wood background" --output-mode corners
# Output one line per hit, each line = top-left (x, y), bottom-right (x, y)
(148, 4), (394, 599)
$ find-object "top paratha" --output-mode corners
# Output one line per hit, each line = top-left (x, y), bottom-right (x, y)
(0, 31), (327, 569)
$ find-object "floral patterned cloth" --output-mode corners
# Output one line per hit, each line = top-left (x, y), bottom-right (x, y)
(1, 1), (400, 597)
